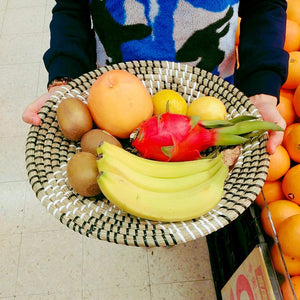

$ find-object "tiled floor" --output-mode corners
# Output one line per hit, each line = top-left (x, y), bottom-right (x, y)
(0, 1), (217, 299)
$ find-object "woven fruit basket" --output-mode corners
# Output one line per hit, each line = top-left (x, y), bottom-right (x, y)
(25, 60), (269, 247)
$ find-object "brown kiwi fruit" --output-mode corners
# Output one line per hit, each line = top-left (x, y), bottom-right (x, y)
(57, 97), (93, 141)
(67, 152), (101, 197)
(81, 129), (122, 156)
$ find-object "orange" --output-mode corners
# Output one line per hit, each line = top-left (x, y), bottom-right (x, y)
(270, 244), (300, 276)
(281, 275), (300, 300)
(261, 200), (300, 237)
(255, 180), (285, 208)
(277, 95), (296, 126)
(293, 84), (300, 118)
(287, 0), (300, 25)
(266, 145), (291, 181)
(285, 123), (300, 163)
(284, 19), (300, 53)
(282, 51), (300, 90)
(278, 214), (300, 259)
(281, 89), (295, 101)
(282, 164), (300, 205)
(87, 70), (153, 139)
(283, 123), (299, 148)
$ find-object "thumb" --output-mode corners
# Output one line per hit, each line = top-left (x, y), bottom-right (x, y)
(267, 130), (284, 154)
(22, 110), (41, 126)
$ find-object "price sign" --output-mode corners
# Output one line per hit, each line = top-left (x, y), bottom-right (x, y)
(221, 245), (280, 300)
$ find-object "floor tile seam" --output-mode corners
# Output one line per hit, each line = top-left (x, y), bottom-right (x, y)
(149, 278), (214, 286)
(17, 228), (71, 237)
(145, 245), (152, 296)
(0, 13), (5, 35)
(0, 135), (31, 142)
(0, 0), (8, 12)
(0, 58), (44, 69)
(1, 291), (56, 298)
(0, 233), (23, 298)
(13, 287), (83, 299)
(43, 2), (50, 33)
(14, 232), (24, 298)
(81, 235), (84, 299)
(19, 183), (27, 243)
(0, 61), (43, 68)
(36, 55), (46, 95)
(2, 227), (71, 237)
(0, 179), (29, 185)
(0, 61), (41, 67)
(0, 30), (46, 39)
(81, 282), (152, 292)
(31, 34), (46, 97)
(5, 4), (48, 11)
(0, 31), (47, 41)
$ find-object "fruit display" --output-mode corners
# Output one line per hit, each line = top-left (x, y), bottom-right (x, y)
(270, 244), (300, 276)
(261, 200), (300, 237)
(278, 214), (300, 259)
(281, 275), (300, 300)
(55, 69), (283, 224)
(251, 3), (300, 297)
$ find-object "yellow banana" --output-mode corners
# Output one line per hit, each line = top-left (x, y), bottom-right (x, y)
(97, 142), (222, 178)
(97, 152), (223, 192)
(97, 164), (229, 222)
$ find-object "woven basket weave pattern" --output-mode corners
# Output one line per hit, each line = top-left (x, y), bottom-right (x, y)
(25, 61), (269, 247)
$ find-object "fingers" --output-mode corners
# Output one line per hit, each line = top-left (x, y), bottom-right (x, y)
(22, 86), (66, 125)
(266, 114), (285, 154)
(267, 130), (284, 154)
(22, 110), (41, 126)
(22, 101), (42, 125)
(249, 94), (286, 155)
(22, 93), (51, 125)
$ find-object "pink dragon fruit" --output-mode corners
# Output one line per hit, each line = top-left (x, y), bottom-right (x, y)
(131, 112), (283, 162)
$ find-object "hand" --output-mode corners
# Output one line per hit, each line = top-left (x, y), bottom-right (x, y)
(22, 86), (66, 126)
(249, 94), (286, 155)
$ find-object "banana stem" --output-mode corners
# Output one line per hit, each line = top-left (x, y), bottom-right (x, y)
(216, 120), (284, 135)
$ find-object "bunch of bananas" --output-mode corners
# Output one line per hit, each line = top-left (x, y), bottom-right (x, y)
(96, 142), (229, 222)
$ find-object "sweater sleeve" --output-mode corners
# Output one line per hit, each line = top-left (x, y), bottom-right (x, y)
(234, 0), (289, 99)
(43, 0), (97, 86)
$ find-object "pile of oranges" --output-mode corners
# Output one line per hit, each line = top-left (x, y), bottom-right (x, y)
(249, 1), (300, 298)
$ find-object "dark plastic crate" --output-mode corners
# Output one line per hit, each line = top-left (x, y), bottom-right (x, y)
(206, 204), (273, 299)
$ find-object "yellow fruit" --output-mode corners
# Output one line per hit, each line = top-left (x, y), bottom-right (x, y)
(152, 89), (187, 115)
(187, 96), (227, 120)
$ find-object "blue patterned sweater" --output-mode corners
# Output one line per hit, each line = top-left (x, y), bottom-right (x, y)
(44, 0), (288, 99)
